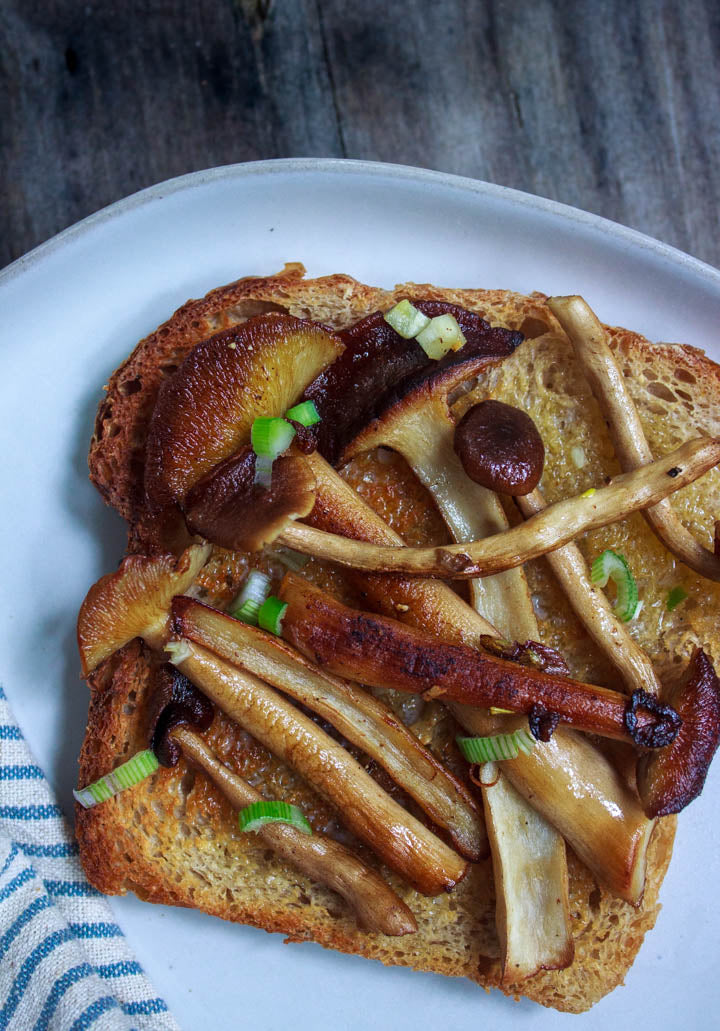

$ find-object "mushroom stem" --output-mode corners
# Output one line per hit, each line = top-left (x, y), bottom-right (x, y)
(463, 713), (655, 905)
(170, 595), (487, 862)
(171, 640), (468, 895)
(170, 726), (418, 936)
(548, 294), (720, 582)
(481, 765), (574, 979)
(277, 574), (677, 746)
(517, 488), (662, 697)
(280, 437), (720, 577)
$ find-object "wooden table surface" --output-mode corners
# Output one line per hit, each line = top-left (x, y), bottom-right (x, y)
(2, 0), (719, 271)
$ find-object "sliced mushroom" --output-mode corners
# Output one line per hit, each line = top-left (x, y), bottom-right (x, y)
(169, 640), (468, 895)
(548, 295), (720, 582)
(77, 544), (211, 676)
(637, 648), (720, 817)
(184, 446), (316, 552)
(169, 727), (417, 936)
(480, 765), (573, 980)
(278, 573), (679, 746)
(301, 450), (655, 897)
(170, 595), (487, 861)
(280, 437), (720, 577)
(142, 313), (344, 548)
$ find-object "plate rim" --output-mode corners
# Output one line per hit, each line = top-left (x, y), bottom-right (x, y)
(2, 157), (720, 290)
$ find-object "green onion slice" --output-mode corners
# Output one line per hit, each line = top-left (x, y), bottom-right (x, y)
(384, 299), (431, 340)
(415, 313), (467, 360)
(590, 549), (640, 622)
(230, 570), (271, 625)
(257, 595), (288, 635)
(667, 586), (688, 611)
(73, 749), (159, 809)
(285, 400), (321, 427)
(238, 800), (312, 835)
(456, 730), (535, 763)
(251, 417), (296, 487)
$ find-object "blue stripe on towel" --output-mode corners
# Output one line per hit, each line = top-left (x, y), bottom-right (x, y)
(32, 964), (95, 1031)
(0, 804), (64, 820)
(68, 995), (119, 1031)
(0, 766), (44, 781)
(0, 897), (53, 958)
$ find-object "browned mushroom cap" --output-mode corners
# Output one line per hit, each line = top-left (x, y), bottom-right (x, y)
(300, 303), (521, 465)
(183, 446), (316, 552)
(146, 663), (215, 767)
(454, 400), (545, 496)
(637, 649), (720, 817)
(77, 544), (211, 676)
(142, 314), (343, 547)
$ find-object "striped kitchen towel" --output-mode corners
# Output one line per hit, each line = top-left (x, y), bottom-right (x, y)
(0, 685), (180, 1031)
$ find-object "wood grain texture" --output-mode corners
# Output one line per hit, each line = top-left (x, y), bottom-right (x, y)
(1, 0), (719, 269)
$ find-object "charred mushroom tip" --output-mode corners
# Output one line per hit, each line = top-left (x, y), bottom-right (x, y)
(149, 664), (214, 767)
(638, 649), (720, 817)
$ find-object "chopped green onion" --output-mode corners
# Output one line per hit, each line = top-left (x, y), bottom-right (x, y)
(489, 706), (514, 715)
(165, 640), (192, 665)
(590, 549), (640, 622)
(257, 595), (288, 635)
(570, 446), (586, 469)
(230, 570), (271, 625)
(415, 314), (467, 359)
(667, 586), (688, 611)
(581, 487), (596, 498)
(251, 417), (296, 487)
(238, 800), (312, 835)
(456, 730), (535, 763)
(384, 299), (431, 339)
(73, 750), (159, 809)
(285, 400), (321, 427)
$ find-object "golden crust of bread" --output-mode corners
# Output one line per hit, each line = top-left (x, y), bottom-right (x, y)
(79, 264), (716, 1012)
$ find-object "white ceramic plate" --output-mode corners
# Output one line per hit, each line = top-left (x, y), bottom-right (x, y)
(1, 159), (719, 1030)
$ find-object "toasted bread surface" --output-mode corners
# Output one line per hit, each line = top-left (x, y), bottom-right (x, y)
(79, 265), (720, 1012)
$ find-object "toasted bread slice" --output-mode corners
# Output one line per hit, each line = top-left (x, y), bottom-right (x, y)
(78, 265), (720, 1012)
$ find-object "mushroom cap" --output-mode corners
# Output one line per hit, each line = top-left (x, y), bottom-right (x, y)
(184, 446), (316, 552)
(454, 400), (545, 496)
(144, 313), (343, 513)
(77, 543), (210, 676)
(341, 351), (503, 463)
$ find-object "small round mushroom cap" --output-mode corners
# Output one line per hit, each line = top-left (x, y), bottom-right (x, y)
(454, 400), (545, 496)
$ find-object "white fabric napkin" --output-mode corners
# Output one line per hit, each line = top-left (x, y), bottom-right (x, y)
(0, 685), (180, 1031)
